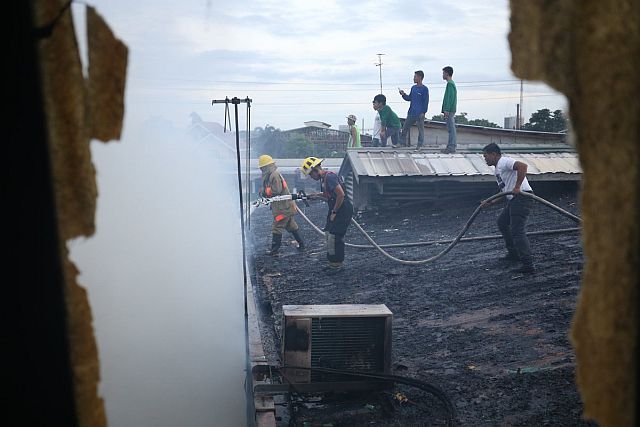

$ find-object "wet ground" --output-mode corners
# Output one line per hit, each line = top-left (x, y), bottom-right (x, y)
(248, 182), (595, 426)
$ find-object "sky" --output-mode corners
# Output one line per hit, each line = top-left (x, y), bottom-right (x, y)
(73, 0), (567, 134)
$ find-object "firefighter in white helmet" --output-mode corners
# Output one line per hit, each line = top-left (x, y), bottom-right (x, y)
(301, 157), (353, 269)
(258, 154), (305, 255)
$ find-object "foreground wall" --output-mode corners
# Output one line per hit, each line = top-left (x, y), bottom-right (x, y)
(509, 1), (639, 426)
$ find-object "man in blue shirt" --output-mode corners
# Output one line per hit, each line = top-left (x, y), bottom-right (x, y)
(399, 70), (429, 148)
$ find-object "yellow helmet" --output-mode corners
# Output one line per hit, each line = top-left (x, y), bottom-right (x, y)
(301, 157), (323, 175)
(258, 154), (275, 168)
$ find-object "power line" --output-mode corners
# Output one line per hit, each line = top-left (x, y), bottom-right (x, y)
(128, 93), (564, 106)
(130, 81), (526, 93)
(130, 77), (524, 86)
(255, 94), (562, 106)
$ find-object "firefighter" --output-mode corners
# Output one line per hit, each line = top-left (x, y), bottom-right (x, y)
(300, 157), (353, 269)
(258, 155), (305, 255)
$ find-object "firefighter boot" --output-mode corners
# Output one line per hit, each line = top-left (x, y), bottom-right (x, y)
(291, 229), (305, 252)
(267, 233), (282, 256)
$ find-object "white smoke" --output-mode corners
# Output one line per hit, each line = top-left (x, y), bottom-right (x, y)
(68, 119), (247, 426)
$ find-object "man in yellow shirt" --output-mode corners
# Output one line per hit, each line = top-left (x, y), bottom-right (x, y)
(346, 114), (361, 148)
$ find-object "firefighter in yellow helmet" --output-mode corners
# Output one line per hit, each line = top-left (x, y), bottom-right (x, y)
(258, 154), (305, 255)
(301, 157), (353, 269)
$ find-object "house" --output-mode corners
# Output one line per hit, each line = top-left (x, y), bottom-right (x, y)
(338, 150), (582, 210)
(278, 125), (373, 157)
(403, 120), (570, 151)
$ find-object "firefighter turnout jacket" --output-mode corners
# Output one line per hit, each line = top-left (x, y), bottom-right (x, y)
(260, 163), (296, 221)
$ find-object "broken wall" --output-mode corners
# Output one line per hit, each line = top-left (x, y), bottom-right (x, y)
(509, 1), (639, 425)
(33, 1), (128, 426)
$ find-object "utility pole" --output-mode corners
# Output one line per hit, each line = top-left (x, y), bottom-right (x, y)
(375, 53), (385, 94)
(518, 79), (524, 129)
(211, 96), (252, 316)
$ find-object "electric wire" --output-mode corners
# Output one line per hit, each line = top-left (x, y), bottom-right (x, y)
(277, 365), (456, 426)
(129, 81), (527, 92)
(295, 191), (581, 265)
(132, 77), (524, 86)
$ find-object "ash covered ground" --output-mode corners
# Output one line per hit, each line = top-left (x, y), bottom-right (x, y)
(248, 182), (595, 426)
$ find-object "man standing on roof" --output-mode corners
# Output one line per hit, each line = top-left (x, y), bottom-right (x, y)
(441, 66), (458, 153)
(372, 110), (382, 147)
(372, 94), (401, 148)
(300, 156), (354, 269)
(258, 154), (305, 255)
(481, 143), (536, 273)
(346, 114), (362, 148)
(399, 70), (429, 148)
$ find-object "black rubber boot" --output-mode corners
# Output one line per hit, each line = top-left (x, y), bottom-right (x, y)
(267, 234), (282, 256)
(291, 229), (305, 252)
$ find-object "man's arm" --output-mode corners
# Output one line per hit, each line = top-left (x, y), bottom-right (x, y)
(350, 126), (358, 147)
(307, 192), (327, 201)
(330, 185), (345, 220)
(271, 173), (284, 195)
(333, 185), (345, 211)
(512, 161), (528, 194)
(422, 88), (429, 114)
(379, 108), (387, 136)
(442, 84), (454, 116)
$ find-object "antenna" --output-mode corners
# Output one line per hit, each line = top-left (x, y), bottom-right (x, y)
(375, 53), (385, 94)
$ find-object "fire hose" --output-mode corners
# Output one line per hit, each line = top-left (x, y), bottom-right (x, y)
(253, 364), (456, 426)
(255, 191), (582, 265)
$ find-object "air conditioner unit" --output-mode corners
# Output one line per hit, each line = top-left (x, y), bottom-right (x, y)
(281, 304), (392, 391)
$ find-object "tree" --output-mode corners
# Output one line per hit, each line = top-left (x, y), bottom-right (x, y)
(253, 125), (282, 157)
(431, 112), (500, 127)
(454, 112), (469, 125)
(279, 133), (314, 158)
(432, 112), (468, 124)
(468, 118), (500, 128)
(254, 127), (316, 158)
(522, 109), (567, 132)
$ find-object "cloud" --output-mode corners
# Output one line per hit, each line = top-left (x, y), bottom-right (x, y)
(89, 0), (565, 131)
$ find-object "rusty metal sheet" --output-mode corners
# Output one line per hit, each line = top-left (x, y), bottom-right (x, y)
(347, 150), (581, 178)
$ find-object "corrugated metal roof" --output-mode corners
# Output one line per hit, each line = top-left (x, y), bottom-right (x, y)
(345, 151), (582, 178)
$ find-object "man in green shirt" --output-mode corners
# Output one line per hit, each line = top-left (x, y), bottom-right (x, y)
(441, 66), (458, 153)
(372, 94), (401, 148)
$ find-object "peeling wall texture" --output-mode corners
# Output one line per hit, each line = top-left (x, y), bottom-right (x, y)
(509, 1), (639, 426)
(34, 1), (128, 426)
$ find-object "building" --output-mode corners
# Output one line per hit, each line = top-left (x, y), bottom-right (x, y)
(402, 119), (568, 150)
(278, 125), (373, 157)
(303, 120), (332, 129)
(504, 115), (524, 129)
(187, 113), (238, 161)
(338, 149), (581, 210)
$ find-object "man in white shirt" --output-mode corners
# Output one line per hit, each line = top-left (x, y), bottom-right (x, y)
(372, 111), (382, 147)
(481, 143), (535, 273)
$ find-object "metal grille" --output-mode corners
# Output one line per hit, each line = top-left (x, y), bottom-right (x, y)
(310, 317), (385, 382)
(344, 172), (354, 202)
